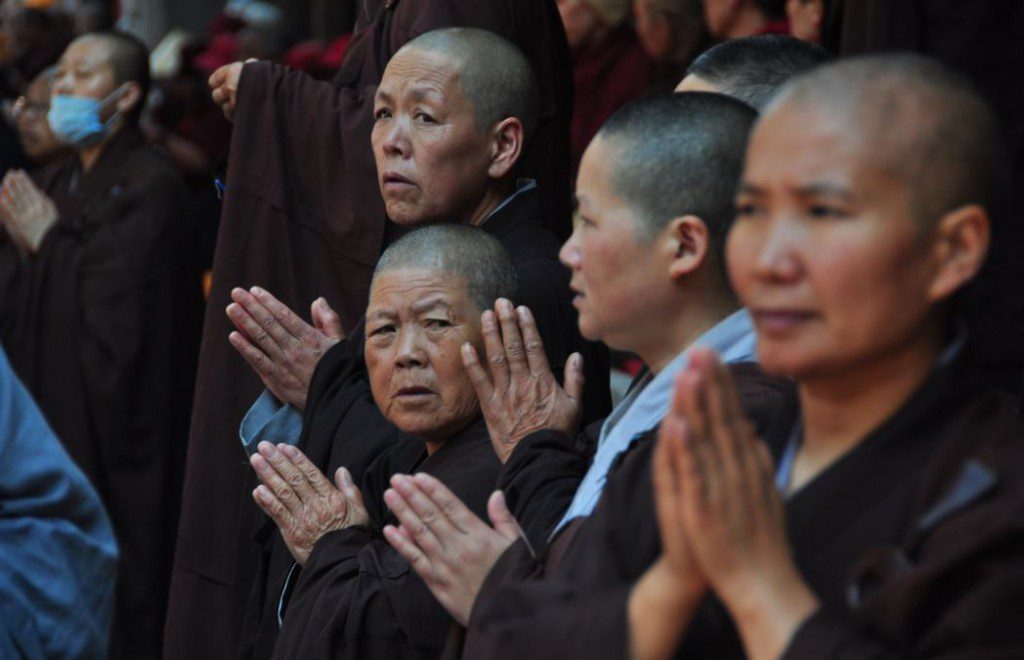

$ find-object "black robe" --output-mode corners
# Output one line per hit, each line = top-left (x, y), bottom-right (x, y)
(464, 353), (1024, 659)
(271, 416), (500, 659)
(0, 126), (201, 659)
(238, 184), (611, 658)
(166, 2), (574, 654)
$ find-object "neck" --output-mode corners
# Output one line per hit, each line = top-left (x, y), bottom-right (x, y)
(794, 323), (945, 486)
(637, 289), (739, 374)
(466, 178), (516, 226)
(725, 6), (768, 39)
(77, 125), (123, 173)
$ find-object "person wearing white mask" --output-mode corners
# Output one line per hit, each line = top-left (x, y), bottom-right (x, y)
(0, 30), (201, 660)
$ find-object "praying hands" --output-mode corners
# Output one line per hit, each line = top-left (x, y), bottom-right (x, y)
(227, 286), (344, 410)
(0, 170), (59, 254)
(382, 473), (521, 625)
(249, 441), (368, 565)
(631, 349), (818, 660)
(462, 298), (584, 463)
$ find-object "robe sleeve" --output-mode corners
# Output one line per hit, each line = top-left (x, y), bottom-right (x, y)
(497, 420), (600, 550)
(0, 347), (119, 659)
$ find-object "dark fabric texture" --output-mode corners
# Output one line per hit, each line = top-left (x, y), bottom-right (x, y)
(166, 3), (574, 655)
(0, 126), (201, 659)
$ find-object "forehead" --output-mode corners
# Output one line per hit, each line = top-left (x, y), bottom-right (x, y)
(379, 47), (465, 101)
(368, 268), (473, 311)
(675, 73), (720, 94)
(61, 37), (114, 72)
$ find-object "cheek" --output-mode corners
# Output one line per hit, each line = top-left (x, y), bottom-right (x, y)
(725, 223), (760, 303)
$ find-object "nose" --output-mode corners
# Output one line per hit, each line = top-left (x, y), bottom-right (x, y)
(752, 217), (804, 284)
(381, 118), (411, 159)
(394, 326), (427, 368)
(559, 225), (582, 270)
(52, 70), (72, 96)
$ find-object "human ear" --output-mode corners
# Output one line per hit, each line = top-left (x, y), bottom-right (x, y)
(666, 215), (709, 281)
(926, 204), (990, 303)
(115, 82), (142, 117)
(487, 118), (525, 180)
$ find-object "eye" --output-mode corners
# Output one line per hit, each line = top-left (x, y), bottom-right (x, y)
(414, 111), (436, 124)
(425, 318), (452, 329)
(807, 204), (849, 220)
(734, 201), (763, 219)
(369, 323), (396, 336)
(374, 107), (392, 121)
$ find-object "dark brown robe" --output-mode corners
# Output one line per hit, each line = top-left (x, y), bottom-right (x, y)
(463, 352), (1024, 659)
(271, 417), (500, 659)
(0, 126), (201, 659)
(238, 183), (611, 658)
(166, 2), (573, 655)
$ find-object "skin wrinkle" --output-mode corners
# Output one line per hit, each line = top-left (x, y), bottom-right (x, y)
(365, 269), (485, 453)
(371, 47), (508, 228)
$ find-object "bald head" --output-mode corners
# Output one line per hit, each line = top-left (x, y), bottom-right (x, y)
(771, 54), (1005, 226)
(373, 225), (517, 312)
(77, 31), (150, 122)
(682, 35), (830, 110)
(596, 93), (758, 277)
(398, 28), (540, 137)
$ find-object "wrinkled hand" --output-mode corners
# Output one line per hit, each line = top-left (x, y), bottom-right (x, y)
(250, 441), (368, 565)
(382, 473), (520, 625)
(673, 348), (816, 660)
(0, 170), (58, 254)
(227, 286), (344, 410)
(461, 298), (583, 463)
(208, 59), (256, 121)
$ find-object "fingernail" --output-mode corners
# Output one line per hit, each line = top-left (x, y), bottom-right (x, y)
(340, 468), (353, 486)
(251, 286), (264, 295)
(462, 343), (473, 356)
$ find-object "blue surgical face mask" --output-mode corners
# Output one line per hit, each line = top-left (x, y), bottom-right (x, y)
(48, 84), (128, 147)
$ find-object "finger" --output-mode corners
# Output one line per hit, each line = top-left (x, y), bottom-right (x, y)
(277, 443), (335, 498)
(486, 491), (520, 542)
(209, 66), (227, 88)
(383, 484), (446, 557)
(515, 306), (552, 377)
(335, 467), (367, 515)
(390, 473), (463, 538)
(699, 352), (744, 496)
(249, 452), (301, 517)
(412, 472), (487, 536)
(461, 343), (496, 402)
(228, 331), (277, 378)
(253, 485), (293, 529)
(259, 442), (315, 502)
(679, 367), (716, 507)
(237, 288), (299, 351)
(250, 286), (319, 343)
(652, 379), (686, 554)
(480, 310), (509, 394)
(226, 300), (286, 360)
(312, 297), (345, 340)
(562, 353), (585, 403)
(383, 523), (434, 577)
(495, 299), (529, 380)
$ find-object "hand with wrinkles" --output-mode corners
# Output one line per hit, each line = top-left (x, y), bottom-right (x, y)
(249, 441), (368, 565)
(461, 298), (584, 463)
(382, 473), (521, 625)
(227, 286), (344, 410)
(0, 170), (59, 254)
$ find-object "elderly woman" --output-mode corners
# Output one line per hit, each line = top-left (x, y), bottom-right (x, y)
(246, 224), (514, 659)
(629, 55), (1024, 659)
(13, 67), (70, 168)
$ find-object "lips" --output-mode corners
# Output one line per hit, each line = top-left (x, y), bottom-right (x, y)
(394, 385), (434, 397)
(382, 172), (415, 189)
(752, 309), (817, 335)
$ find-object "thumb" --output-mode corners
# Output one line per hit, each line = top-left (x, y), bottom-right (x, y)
(209, 65), (228, 88)
(313, 297), (345, 340)
(563, 352), (585, 402)
(487, 491), (519, 541)
(335, 467), (364, 506)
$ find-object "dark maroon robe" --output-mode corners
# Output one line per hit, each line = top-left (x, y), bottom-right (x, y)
(463, 352), (1024, 659)
(0, 126), (201, 659)
(165, 2), (574, 655)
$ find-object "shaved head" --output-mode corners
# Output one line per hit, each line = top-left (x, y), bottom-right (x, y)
(373, 225), (517, 312)
(76, 30), (150, 122)
(398, 28), (540, 137)
(771, 54), (1005, 227)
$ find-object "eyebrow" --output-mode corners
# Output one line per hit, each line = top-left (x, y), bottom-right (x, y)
(410, 295), (454, 315)
(737, 180), (856, 202)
